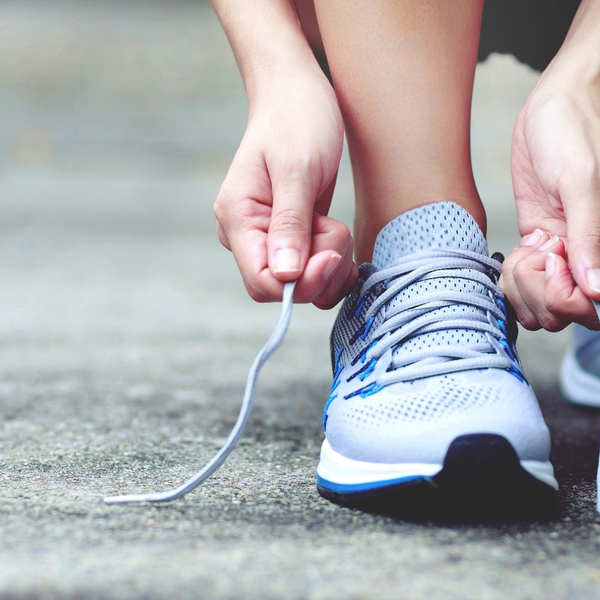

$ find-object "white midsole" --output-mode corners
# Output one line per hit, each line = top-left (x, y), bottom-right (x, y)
(559, 347), (600, 408)
(317, 439), (558, 491)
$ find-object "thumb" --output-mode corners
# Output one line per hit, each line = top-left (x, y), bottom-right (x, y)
(267, 166), (319, 282)
(563, 177), (600, 301)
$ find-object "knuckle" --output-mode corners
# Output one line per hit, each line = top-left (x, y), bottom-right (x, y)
(500, 256), (517, 276)
(313, 301), (336, 310)
(314, 296), (342, 310)
(512, 259), (529, 282)
(280, 154), (322, 182)
(575, 227), (600, 254)
(213, 199), (224, 222)
(517, 313), (540, 331)
(544, 289), (567, 317)
(270, 208), (309, 235)
(334, 221), (352, 243)
(216, 224), (229, 249)
(544, 296), (560, 316)
(537, 312), (564, 332)
(245, 282), (269, 303)
(213, 188), (231, 222)
(321, 220), (353, 252)
(498, 274), (507, 295)
(583, 317), (600, 331)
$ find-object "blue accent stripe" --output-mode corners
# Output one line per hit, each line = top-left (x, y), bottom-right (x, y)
(316, 473), (428, 494)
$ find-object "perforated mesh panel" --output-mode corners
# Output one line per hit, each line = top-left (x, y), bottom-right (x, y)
(323, 202), (550, 464)
(372, 202), (487, 264)
(372, 202), (491, 362)
(336, 373), (506, 429)
(330, 263), (379, 372)
(325, 368), (549, 464)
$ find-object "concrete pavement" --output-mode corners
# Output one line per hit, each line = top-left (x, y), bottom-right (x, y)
(2, 2), (600, 598)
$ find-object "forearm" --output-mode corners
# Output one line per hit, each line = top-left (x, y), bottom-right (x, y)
(545, 0), (600, 88)
(210, 0), (322, 103)
(563, 0), (600, 56)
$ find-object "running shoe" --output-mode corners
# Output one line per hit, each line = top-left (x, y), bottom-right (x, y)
(317, 202), (558, 513)
(560, 325), (600, 408)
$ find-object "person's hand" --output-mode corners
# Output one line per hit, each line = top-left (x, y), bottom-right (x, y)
(500, 59), (600, 331)
(214, 71), (357, 308)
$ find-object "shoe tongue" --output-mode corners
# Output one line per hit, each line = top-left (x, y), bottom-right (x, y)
(371, 202), (492, 362)
(372, 202), (488, 270)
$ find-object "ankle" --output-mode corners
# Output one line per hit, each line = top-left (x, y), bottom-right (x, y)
(354, 192), (486, 264)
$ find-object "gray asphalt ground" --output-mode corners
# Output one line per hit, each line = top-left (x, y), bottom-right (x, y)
(2, 2), (600, 599)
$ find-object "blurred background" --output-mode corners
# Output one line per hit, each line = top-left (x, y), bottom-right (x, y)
(3, 2), (599, 599)
(0, 0), (573, 372)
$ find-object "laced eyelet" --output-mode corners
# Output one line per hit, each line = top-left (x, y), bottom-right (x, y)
(343, 380), (384, 400)
(497, 318), (508, 338)
(498, 338), (516, 362)
(506, 365), (526, 383)
(354, 295), (366, 318)
(360, 316), (375, 340)
(496, 297), (508, 317)
(358, 358), (377, 381)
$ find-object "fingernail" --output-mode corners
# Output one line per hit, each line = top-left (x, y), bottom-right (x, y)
(538, 235), (560, 252)
(587, 268), (600, 292)
(323, 252), (342, 281)
(273, 248), (301, 273)
(545, 252), (556, 279)
(522, 229), (544, 246)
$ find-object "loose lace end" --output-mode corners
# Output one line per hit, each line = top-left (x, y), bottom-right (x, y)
(104, 281), (296, 505)
(594, 301), (600, 515)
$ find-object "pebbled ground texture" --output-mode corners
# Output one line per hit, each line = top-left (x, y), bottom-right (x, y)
(2, 2), (600, 599)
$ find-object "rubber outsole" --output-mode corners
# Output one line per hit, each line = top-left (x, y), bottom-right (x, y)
(317, 434), (558, 518)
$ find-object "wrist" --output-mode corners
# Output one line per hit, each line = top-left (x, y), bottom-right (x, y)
(212, 0), (325, 106)
(541, 0), (600, 90)
(244, 43), (327, 107)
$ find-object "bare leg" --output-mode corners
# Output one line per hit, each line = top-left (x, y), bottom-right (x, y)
(309, 0), (485, 262)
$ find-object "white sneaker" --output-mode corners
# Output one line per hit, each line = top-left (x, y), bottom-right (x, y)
(317, 202), (558, 513)
(560, 324), (600, 408)
(559, 323), (600, 514)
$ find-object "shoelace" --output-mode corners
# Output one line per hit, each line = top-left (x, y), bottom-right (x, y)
(353, 249), (518, 386)
(102, 275), (599, 505)
(104, 281), (296, 505)
(592, 300), (600, 515)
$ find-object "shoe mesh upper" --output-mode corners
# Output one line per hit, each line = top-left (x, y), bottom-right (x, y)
(373, 202), (491, 363)
(325, 202), (550, 464)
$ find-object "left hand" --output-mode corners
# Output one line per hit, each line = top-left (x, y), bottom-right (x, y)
(500, 57), (600, 331)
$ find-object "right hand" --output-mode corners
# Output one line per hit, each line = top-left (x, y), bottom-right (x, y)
(214, 71), (357, 309)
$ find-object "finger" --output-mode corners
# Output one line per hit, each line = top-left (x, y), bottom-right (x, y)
(520, 228), (548, 249)
(503, 234), (564, 329)
(507, 229), (551, 266)
(314, 170), (338, 216)
(216, 221), (231, 251)
(267, 160), (321, 282)
(513, 237), (567, 331)
(229, 226), (284, 303)
(545, 251), (600, 330)
(213, 156), (279, 300)
(498, 230), (551, 329)
(313, 244), (358, 309)
(561, 169), (600, 301)
(500, 229), (550, 294)
(293, 214), (355, 303)
(313, 261), (359, 310)
(499, 272), (541, 331)
(293, 250), (344, 304)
